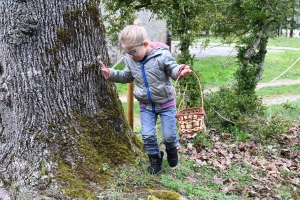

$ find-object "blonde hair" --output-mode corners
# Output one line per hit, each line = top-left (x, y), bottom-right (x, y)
(118, 19), (149, 51)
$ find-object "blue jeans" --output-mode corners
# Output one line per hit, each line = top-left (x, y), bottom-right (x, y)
(140, 106), (179, 157)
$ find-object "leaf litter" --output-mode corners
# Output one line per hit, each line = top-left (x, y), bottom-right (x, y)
(178, 123), (300, 199)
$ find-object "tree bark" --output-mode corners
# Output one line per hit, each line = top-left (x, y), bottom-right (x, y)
(0, 1), (143, 199)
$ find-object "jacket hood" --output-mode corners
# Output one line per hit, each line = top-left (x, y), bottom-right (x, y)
(150, 42), (169, 51)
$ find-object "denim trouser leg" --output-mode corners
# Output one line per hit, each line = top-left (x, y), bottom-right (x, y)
(140, 106), (179, 157)
(160, 106), (179, 150)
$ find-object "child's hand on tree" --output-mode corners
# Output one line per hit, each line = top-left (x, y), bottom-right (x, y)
(98, 61), (110, 79)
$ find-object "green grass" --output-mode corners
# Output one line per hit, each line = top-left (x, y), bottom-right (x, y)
(256, 84), (300, 97)
(266, 37), (300, 48)
(261, 50), (300, 81)
(264, 101), (300, 123)
(159, 161), (254, 199)
(194, 50), (300, 89)
(194, 56), (237, 88)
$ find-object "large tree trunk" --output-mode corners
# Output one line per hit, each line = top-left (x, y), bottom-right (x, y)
(0, 1), (143, 199)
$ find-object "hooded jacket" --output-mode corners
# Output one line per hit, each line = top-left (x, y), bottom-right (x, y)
(108, 42), (184, 110)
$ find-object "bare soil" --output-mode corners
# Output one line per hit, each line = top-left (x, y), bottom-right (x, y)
(256, 78), (300, 105)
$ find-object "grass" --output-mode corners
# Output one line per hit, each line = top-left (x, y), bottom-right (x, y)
(194, 56), (237, 88)
(105, 152), (256, 199)
(264, 101), (300, 123)
(195, 50), (300, 89)
(256, 84), (300, 97)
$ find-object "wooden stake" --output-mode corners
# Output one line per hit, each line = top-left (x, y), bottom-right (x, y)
(127, 82), (134, 130)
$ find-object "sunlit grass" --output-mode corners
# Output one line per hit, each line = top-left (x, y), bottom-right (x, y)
(193, 56), (238, 88)
(255, 84), (300, 97)
(261, 50), (300, 81)
(264, 101), (300, 123)
(194, 51), (300, 87)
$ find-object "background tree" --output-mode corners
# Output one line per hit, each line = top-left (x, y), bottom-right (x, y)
(0, 1), (143, 199)
(288, 0), (300, 37)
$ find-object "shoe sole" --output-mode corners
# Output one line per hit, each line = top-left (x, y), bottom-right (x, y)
(170, 164), (179, 169)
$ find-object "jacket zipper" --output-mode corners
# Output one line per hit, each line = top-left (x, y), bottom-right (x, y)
(140, 59), (155, 111)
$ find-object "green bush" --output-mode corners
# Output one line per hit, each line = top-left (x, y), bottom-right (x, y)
(204, 85), (265, 131)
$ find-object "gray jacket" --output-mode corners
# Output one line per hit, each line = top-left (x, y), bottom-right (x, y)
(108, 43), (183, 107)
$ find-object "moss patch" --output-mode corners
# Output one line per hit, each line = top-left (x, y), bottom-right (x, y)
(86, 2), (102, 27)
(148, 189), (182, 200)
(56, 157), (101, 199)
(57, 1), (103, 45)
(52, 82), (144, 198)
(56, 28), (74, 44)
(53, 106), (144, 198)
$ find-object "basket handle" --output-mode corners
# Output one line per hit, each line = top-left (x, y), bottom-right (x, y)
(174, 70), (204, 110)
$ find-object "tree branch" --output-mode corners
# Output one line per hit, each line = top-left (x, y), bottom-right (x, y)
(213, 109), (236, 124)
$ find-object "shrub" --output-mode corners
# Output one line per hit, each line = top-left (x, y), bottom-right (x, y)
(204, 85), (265, 131)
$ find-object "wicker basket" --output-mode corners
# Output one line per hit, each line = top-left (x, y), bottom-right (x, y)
(174, 70), (206, 135)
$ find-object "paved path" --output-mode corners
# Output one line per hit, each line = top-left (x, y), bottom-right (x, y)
(172, 42), (300, 58)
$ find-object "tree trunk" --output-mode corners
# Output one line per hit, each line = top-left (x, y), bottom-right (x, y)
(0, 1), (143, 199)
(289, 27), (294, 38)
(277, 23), (282, 37)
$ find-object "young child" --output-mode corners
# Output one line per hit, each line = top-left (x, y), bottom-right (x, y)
(99, 19), (192, 175)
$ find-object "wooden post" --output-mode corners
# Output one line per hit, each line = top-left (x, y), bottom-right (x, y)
(127, 82), (134, 130)
(166, 30), (172, 52)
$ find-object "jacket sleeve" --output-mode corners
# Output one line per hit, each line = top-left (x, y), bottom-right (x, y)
(161, 50), (184, 80)
(108, 65), (134, 83)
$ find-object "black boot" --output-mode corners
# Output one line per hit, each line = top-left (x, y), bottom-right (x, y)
(166, 147), (178, 168)
(147, 151), (164, 175)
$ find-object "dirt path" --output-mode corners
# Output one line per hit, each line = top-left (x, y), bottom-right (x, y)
(262, 94), (300, 105)
(257, 78), (300, 87)
(256, 78), (300, 105)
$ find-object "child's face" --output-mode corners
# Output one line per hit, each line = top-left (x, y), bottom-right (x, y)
(124, 42), (148, 61)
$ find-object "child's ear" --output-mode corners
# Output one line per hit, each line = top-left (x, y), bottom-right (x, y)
(143, 41), (149, 46)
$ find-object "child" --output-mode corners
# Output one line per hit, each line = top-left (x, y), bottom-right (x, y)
(99, 19), (192, 175)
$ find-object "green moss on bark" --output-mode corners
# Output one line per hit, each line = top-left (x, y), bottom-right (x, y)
(148, 189), (182, 200)
(53, 104), (143, 198)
